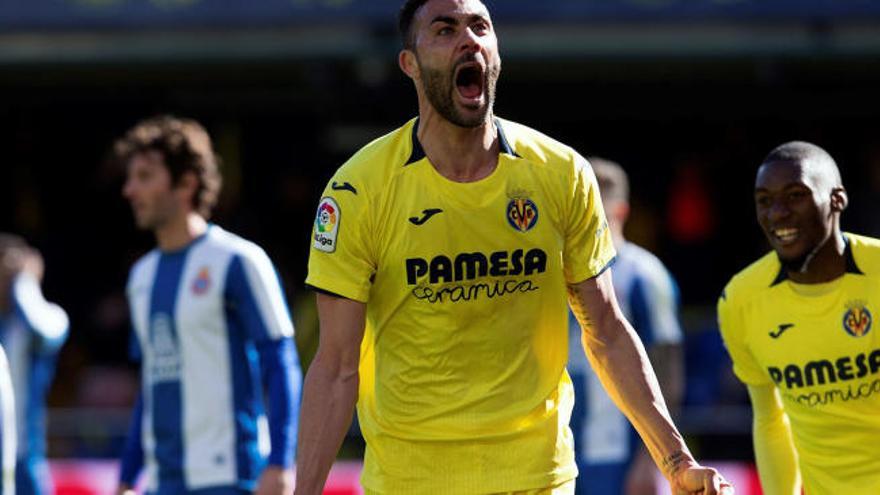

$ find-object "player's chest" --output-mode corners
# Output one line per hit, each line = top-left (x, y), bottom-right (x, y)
(130, 259), (228, 339)
(376, 177), (562, 260)
(746, 284), (880, 393)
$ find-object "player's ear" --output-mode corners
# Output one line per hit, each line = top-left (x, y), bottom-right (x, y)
(399, 49), (419, 80)
(830, 186), (848, 212)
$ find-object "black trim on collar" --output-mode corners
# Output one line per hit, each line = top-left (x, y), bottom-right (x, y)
(405, 120), (426, 166)
(404, 117), (520, 166)
(495, 118), (521, 158)
(770, 234), (863, 286)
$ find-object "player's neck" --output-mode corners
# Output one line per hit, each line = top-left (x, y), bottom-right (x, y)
(154, 212), (208, 253)
(416, 112), (499, 183)
(786, 230), (847, 284)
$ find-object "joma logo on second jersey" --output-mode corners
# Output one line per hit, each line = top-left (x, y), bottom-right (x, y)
(405, 248), (547, 285)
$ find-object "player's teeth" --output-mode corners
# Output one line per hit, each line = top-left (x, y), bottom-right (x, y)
(774, 228), (797, 241)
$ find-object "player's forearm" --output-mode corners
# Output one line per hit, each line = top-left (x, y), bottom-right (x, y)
(584, 318), (689, 473)
(119, 393), (145, 485)
(12, 272), (68, 346)
(293, 352), (359, 495)
(749, 386), (801, 495)
(568, 277), (691, 478)
(753, 416), (800, 495)
(258, 338), (301, 468)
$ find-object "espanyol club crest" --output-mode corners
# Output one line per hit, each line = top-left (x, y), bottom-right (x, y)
(192, 267), (211, 295)
(507, 195), (538, 232)
(843, 300), (872, 337)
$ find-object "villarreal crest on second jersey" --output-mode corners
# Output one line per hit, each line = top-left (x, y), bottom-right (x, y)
(718, 234), (880, 494)
(306, 117), (616, 494)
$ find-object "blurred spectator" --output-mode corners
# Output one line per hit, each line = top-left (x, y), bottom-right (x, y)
(0, 234), (69, 495)
(114, 116), (301, 494)
(0, 345), (15, 495)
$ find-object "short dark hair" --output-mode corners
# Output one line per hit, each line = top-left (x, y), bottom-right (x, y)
(399, 0), (431, 49)
(763, 141), (834, 167)
(762, 141), (841, 188)
(114, 115), (222, 218)
(590, 157), (629, 204)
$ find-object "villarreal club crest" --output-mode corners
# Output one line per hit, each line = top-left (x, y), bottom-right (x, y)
(507, 191), (538, 233)
(843, 300), (872, 337)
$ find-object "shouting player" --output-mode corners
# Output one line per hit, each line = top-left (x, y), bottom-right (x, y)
(296, 1), (732, 494)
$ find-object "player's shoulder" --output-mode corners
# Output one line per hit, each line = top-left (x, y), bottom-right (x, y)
(621, 242), (676, 284)
(332, 118), (419, 192)
(720, 251), (780, 306)
(621, 242), (670, 274)
(497, 117), (582, 169)
(201, 225), (270, 263)
(847, 232), (880, 275)
(127, 249), (161, 287)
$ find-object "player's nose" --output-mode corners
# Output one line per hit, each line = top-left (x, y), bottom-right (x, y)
(766, 198), (791, 222)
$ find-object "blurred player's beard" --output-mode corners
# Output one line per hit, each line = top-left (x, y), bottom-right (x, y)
(419, 58), (499, 128)
(133, 200), (178, 232)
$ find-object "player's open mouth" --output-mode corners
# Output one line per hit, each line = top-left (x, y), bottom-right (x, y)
(773, 227), (799, 244)
(455, 63), (484, 103)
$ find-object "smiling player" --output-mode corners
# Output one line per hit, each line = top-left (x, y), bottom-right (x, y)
(718, 141), (880, 493)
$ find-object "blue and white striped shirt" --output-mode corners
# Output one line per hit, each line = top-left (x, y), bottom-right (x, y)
(121, 225), (301, 493)
(0, 273), (68, 467)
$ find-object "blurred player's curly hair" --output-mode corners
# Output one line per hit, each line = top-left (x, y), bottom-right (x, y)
(399, 0), (431, 49)
(114, 115), (222, 218)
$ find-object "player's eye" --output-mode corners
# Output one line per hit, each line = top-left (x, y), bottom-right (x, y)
(471, 22), (489, 35)
(437, 26), (454, 36)
(755, 196), (770, 208)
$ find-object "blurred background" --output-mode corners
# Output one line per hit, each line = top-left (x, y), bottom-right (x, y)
(2, 0), (880, 493)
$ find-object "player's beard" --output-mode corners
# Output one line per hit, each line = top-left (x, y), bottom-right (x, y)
(419, 57), (499, 128)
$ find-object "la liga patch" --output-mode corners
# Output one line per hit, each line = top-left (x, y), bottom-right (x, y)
(313, 197), (340, 253)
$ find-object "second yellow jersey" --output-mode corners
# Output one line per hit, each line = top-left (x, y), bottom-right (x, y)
(306, 117), (615, 494)
(718, 234), (880, 494)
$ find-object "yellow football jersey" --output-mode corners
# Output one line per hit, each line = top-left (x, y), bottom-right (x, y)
(306, 117), (615, 494)
(718, 233), (880, 494)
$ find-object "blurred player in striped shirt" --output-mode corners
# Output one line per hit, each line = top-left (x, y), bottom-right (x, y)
(0, 235), (68, 495)
(115, 116), (301, 495)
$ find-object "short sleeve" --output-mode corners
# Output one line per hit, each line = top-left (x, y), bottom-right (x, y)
(305, 174), (376, 302)
(563, 155), (616, 283)
(717, 290), (771, 385)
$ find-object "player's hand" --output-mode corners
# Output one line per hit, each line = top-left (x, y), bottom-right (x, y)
(625, 450), (658, 495)
(255, 465), (295, 495)
(116, 483), (137, 495)
(669, 462), (734, 495)
(21, 248), (44, 282)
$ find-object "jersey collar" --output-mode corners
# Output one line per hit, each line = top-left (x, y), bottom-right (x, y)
(405, 117), (520, 166)
(770, 234), (863, 286)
